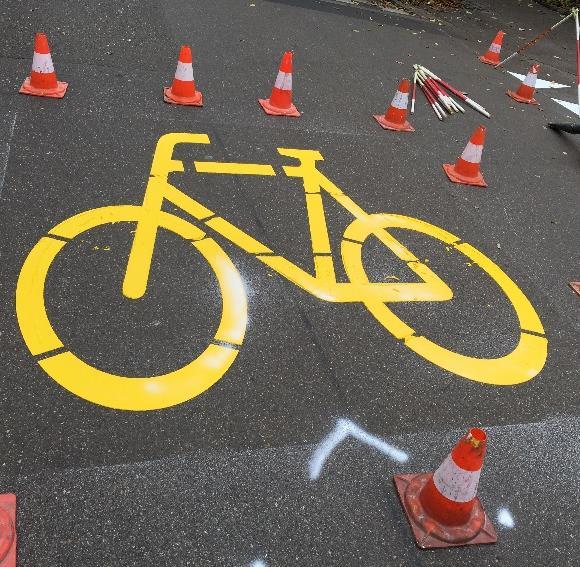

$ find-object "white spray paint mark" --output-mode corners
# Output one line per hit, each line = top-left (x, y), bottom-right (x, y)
(497, 507), (515, 528)
(249, 560), (267, 567)
(309, 418), (409, 480)
(0, 112), (17, 199)
(507, 71), (570, 89)
(551, 98), (580, 117)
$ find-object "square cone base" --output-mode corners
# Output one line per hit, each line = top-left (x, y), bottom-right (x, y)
(506, 90), (539, 105)
(479, 55), (499, 65)
(0, 493), (16, 567)
(443, 163), (487, 188)
(569, 282), (580, 296)
(163, 87), (203, 106)
(258, 98), (300, 117)
(373, 114), (415, 132)
(394, 474), (497, 549)
(19, 77), (68, 99)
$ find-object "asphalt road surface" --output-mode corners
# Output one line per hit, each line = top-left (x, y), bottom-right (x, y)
(0, 0), (578, 565)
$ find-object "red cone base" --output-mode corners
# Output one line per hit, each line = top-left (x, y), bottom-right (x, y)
(19, 77), (68, 99)
(506, 89), (538, 105)
(163, 86), (203, 106)
(479, 55), (498, 65)
(443, 163), (487, 188)
(258, 97), (300, 117)
(569, 282), (580, 296)
(0, 494), (16, 567)
(394, 473), (497, 549)
(373, 114), (415, 132)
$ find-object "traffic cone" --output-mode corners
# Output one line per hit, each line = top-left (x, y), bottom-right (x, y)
(394, 428), (497, 549)
(373, 79), (415, 132)
(258, 51), (300, 117)
(507, 64), (540, 105)
(163, 45), (203, 106)
(0, 494), (16, 567)
(19, 32), (68, 98)
(443, 125), (487, 188)
(479, 31), (505, 65)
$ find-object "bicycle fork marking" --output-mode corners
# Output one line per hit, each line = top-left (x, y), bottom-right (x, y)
(16, 133), (548, 411)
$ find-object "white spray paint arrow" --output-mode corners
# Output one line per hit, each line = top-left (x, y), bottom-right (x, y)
(309, 418), (409, 480)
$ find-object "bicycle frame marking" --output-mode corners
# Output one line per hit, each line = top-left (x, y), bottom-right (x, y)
(16, 133), (548, 411)
(124, 134), (453, 304)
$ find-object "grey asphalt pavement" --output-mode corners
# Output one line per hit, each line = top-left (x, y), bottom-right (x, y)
(0, 0), (578, 565)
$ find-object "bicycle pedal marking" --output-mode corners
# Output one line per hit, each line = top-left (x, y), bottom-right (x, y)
(16, 133), (548, 411)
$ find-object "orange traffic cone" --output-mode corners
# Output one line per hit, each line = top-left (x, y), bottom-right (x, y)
(0, 493), (16, 567)
(394, 428), (497, 549)
(507, 64), (540, 105)
(163, 45), (203, 106)
(259, 51), (300, 117)
(19, 33), (68, 98)
(443, 125), (487, 187)
(373, 79), (415, 132)
(479, 31), (505, 65)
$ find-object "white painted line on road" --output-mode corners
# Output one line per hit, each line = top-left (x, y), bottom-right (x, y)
(507, 71), (570, 89)
(551, 98), (580, 116)
(0, 111), (17, 199)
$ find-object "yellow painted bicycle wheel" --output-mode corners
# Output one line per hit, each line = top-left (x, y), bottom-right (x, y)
(16, 205), (248, 410)
(341, 213), (547, 385)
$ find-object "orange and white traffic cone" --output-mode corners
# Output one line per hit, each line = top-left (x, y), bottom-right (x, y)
(19, 32), (68, 98)
(163, 45), (203, 106)
(507, 64), (540, 105)
(373, 79), (415, 132)
(443, 125), (488, 188)
(479, 31), (505, 65)
(0, 493), (16, 567)
(258, 51), (300, 117)
(394, 428), (497, 549)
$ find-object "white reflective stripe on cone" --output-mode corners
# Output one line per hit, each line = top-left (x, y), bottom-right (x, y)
(489, 42), (501, 53)
(32, 52), (55, 74)
(523, 72), (538, 88)
(460, 142), (483, 164)
(274, 71), (292, 91)
(174, 61), (194, 82)
(391, 90), (409, 110)
(433, 455), (481, 503)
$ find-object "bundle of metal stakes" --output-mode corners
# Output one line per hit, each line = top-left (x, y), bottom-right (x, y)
(411, 64), (491, 120)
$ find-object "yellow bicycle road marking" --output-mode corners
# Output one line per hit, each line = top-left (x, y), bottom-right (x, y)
(17, 206), (247, 410)
(15, 133), (548, 411)
(194, 161), (276, 176)
(341, 214), (547, 385)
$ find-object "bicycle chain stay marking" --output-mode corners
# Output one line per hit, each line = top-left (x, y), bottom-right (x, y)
(16, 133), (548, 411)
